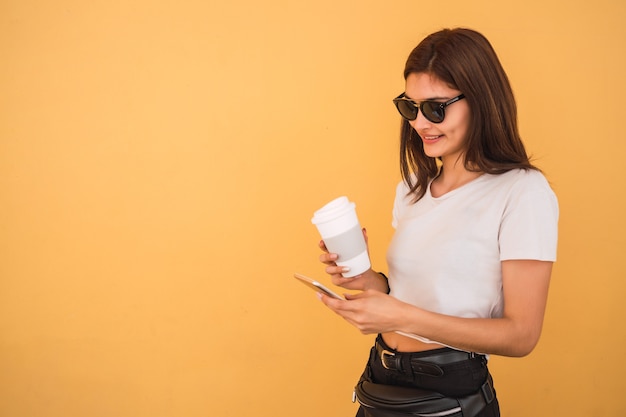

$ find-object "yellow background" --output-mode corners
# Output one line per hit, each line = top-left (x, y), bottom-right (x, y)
(1, 0), (625, 416)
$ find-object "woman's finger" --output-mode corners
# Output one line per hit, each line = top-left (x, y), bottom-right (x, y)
(319, 252), (338, 265)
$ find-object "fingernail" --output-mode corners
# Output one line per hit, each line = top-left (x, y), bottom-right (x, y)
(316, 292), (323, 300)
(342, 267), (350, 272)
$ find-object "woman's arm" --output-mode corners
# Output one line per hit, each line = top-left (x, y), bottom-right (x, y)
(319, 259), (552, 357)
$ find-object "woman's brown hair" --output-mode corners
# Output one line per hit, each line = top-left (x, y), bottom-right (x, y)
(400, 28), (536, 202)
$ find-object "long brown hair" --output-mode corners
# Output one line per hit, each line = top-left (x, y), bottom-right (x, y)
(400, 28), (536, 202)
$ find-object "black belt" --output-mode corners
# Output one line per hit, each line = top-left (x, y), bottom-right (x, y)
(375, 340), (485, 375)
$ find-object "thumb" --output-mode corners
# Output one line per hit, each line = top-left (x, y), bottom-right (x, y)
(344, 292), (364, 301)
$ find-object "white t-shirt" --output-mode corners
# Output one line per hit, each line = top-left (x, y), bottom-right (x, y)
(387, 168), (558, 321)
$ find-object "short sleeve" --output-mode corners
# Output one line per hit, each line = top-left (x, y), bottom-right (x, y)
(392, 180), (408, 229)
(499, 173), (559, 261)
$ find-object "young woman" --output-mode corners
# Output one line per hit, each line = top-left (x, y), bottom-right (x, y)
(317, 28), (558, 417)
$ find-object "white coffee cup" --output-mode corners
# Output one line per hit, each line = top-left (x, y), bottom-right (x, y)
(311, 196), (371, 277)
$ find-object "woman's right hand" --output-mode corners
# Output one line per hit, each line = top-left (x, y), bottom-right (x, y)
(318, 229), (389, 293)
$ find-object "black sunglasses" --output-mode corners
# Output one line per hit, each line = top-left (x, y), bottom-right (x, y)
(392, 93), (465, 123)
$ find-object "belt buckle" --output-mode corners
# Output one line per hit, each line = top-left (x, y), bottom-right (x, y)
(380, 349), (396, 370)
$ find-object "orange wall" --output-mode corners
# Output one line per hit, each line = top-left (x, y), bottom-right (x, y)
(1, 1), (625, 416)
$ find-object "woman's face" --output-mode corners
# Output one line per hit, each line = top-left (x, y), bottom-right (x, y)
(405, 72), (470, 164)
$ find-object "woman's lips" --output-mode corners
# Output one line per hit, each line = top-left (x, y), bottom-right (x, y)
(422, 135), (442, 142)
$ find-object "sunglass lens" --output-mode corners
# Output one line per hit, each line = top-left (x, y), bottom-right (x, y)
(422, 102), (444, 123)
(396, 101), (418, 121)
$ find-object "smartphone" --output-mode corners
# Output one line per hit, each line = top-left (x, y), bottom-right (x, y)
(294, 273), (344, 300)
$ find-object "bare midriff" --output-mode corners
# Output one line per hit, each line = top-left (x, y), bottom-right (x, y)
(382, 331), (446, 353)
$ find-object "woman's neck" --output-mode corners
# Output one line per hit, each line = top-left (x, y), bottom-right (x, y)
(430, 160), (483, 197)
